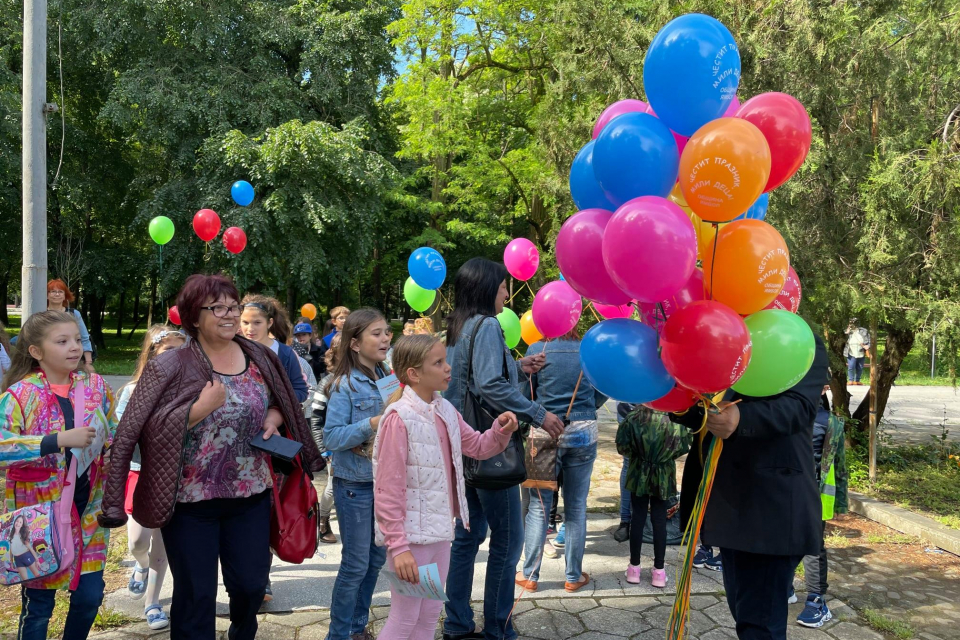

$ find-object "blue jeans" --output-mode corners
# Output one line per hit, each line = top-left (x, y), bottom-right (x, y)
(19, 570), (105, 640)
(521, 444), (597, 583)
(329, 478), (386, 640)
(847, 356), (865, 382)
(619, 456), (632, 523)
(444, 485), (524, 640)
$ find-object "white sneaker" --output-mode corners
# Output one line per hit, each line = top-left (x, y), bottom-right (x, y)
(543, 541), (559, 559)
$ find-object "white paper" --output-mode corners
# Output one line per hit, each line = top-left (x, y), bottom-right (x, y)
(376, 373), (401, 403)
(383, 562), (448, 601)
(70, 424), (105, 476)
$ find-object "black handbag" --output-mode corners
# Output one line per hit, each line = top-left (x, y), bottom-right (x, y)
(460, 317), (528, 490)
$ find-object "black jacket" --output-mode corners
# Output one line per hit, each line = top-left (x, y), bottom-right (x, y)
(675, 335), (829, 557)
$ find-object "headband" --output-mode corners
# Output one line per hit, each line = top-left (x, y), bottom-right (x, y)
(152, 330), (186, 345)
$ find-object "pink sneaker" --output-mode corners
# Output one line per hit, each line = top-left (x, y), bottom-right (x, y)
(651, 568), (667, 588)
(625, 564), (641, 585)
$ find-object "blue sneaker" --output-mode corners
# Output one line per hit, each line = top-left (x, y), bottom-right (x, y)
(145, 605), (169, 631)
(553, 523), (566, 548)
(797, 594), (832, 628)
(703, 553), (723, 572)
(692, 545), (712, 569)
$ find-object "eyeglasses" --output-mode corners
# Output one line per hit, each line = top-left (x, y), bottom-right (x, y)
(49, 290), (64, 295)
(200, 304), (245, 318)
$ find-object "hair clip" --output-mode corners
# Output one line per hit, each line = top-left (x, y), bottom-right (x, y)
(152, 330), (185, 345)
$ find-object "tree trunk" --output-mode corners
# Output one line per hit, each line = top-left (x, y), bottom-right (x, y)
(129, 282), (141, 338)
(825, 327), (852, 418)
(287, 285), (297, 321)
(851, 327), (916, 434)
(88, 291), (106, 350)
(0, 271), (8, 325)
(115, 289), (126, 337)
(146, 273), (157, 328)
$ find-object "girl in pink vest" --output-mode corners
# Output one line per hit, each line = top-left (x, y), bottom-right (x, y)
(373, 334), (518, 639)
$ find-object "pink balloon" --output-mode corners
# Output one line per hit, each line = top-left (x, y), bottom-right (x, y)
(532, 281), (583, 339)
(593, 303), (634, 320)
(593, 100), (648, 139)
(764, 266), (802, 313)
(638, 269), (705, 327)
(724, 95), (741, 117)
(556, 209), (632, 306)
(504, 238), (539, 281)
(602, 196), (698, 304)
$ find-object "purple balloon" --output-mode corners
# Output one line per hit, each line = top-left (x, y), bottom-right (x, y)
(602, 196), (697, 304)
(556, 209), (632, 306)
(532, 281), (583, 339)
(592, 99), (649, 139)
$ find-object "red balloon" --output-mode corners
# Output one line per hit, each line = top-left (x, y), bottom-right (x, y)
(168, 306), (181, 326)
(193, 209), (221, 242)
(736, 93), (812, 193)
(223, 227), (247, 254)
(644, 383), (699, 413)
(764, 266), (802, 313)
(660, 301), (752, 394)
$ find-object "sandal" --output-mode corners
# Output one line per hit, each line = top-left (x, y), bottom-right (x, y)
(145, 605), (169, 630)
(128, 566), (147, 598)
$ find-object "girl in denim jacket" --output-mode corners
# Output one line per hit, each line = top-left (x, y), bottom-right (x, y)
(322, 308), (392, 640)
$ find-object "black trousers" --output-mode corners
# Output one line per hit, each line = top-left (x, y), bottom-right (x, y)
(720, 548), (803, 640)
(629, 494), (667, 569)
(162, 491), (272, 640)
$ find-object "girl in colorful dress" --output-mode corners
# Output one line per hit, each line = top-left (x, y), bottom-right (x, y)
(374, 334), (518, 639)
(118, 325), (186, 630)
(0, 310), (117, 640)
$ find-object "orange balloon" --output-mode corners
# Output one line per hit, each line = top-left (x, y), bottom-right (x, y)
(301, 303), (318, 321)
(520, 310), (544, 345)
(701, 220), (790, 315)
(678, 118), (771, 223)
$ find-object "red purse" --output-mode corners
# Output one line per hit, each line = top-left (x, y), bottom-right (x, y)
(268, 456), (320, 564)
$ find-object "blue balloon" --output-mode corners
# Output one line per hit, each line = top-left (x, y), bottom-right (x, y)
(231, 180), (255, 207)
(408, 247), (447, 290)
(593, 112), (679, 207)
(580, 319), (674, 403)
(569, 141), (617, 211)
(559, 273), (565, 281)
(734, 193), (769, 221)
(643, 14), (741, 137)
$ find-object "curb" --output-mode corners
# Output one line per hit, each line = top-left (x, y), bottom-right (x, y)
(847, 490), (960, 556)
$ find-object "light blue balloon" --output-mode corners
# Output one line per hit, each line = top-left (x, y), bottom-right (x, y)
(734, 193), (769, 221)
(569, 140), (617, 211)
(593, 112), (679, 207)
(643, 14), (741, 137)
(231, 180), (255, 207)
(408, 247), (447, 290)
(580, 319), (674, 403)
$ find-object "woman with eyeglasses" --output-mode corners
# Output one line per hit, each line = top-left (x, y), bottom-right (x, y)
(98, 274), (323, 640)
(46, 279), (95, 373)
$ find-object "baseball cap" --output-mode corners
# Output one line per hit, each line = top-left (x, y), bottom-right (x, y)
(294, 322), (313, 335)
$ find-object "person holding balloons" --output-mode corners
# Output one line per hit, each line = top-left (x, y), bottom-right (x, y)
(441, 258), (564, 640)
(517, 327), (607, 593)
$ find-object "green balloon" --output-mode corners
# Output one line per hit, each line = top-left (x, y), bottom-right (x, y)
(404, 277), (436, 313)
(148, 216), (175, 245)
(732, 309), (816, 397)
(497, 308), (522, 349)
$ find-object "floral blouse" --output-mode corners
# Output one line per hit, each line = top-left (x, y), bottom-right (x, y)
(178, 359), (273, 503)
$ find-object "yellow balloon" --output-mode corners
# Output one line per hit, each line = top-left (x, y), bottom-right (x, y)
(687, 212), (726, 261)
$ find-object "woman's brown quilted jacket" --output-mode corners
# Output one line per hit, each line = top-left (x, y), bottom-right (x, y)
(99, 336), (323, 529)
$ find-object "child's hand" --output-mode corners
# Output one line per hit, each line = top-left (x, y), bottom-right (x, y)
(58, 427), (97, 449)
(393, 551), (419, 584)
(497, 412), (519, 434)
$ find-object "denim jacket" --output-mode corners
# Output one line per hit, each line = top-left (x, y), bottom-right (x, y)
(322, 366), (387, 482)
(524, 339), (607, 422)
(444, 315), (546, 427)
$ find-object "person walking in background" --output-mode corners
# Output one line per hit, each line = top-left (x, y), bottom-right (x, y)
(442, 257), (564, 640)
(612, 402), (636, 543)
(796, 388), (848, 628)
(99, 274), (322, 640)
(384, 325), (396, 372)
(518, 328), (607, 593)
(374, 334), (518, 639)
(843, 318), (870, 386)
(0, 321), (12, 378)
(118, 325), (187, 631)
(46, 279), (95, 374)
(240, 295), (309, 403)
(414, 317), (435, 336)
(617, 406), (692, 588)
(403, 320), (416, 336)
(294, 319), (328, 379)
(325, 306), (351, 348)
(310, 334), (343, 545)
(323, 309), (392, 640)
(0, 310), (118, 640)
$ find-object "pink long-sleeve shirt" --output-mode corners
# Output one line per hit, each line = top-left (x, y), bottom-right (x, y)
(374, 410), (512, 558)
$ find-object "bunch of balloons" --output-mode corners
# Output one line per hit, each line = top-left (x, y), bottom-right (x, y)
(404, 247), (446, 313)
(560, 13), (816, 405)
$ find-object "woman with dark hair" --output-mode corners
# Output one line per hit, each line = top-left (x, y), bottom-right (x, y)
(442, 257), (564, 640)
(46, 279), (94, 373)
(99, 274), (322, 640)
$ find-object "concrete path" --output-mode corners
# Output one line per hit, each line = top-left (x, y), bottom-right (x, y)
(845, 386), (960, 444)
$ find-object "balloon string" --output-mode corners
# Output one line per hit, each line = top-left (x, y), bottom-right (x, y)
(586, 301), (602, 323)
(708, 223), (720, 301)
